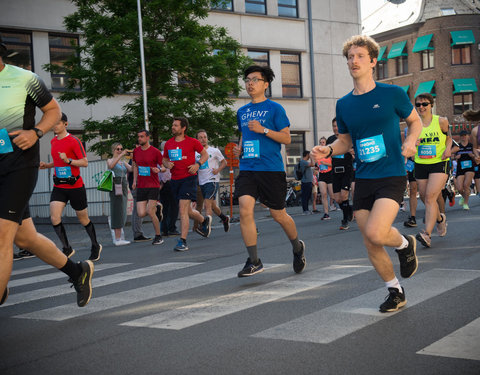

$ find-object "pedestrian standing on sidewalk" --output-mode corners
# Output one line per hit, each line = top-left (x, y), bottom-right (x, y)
(299, 150), (315, 214)
(312, 35), (422, 313)
(233, 65), (306, 277)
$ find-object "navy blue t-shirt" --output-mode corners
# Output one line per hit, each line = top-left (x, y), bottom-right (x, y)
(237, 99), (290, 172)
(336, 82), (413, 179)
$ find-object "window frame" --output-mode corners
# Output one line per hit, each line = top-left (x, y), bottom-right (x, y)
(377, 60), (388, 80)
(210, 0), (233, 11)
(48, 33), (80, 91)
(285, 132), (305, 178)
(421, 49), (434, 70)
(451, 44), (472, 65)
(453, 93), (473, 115)
(278, 0), (298, 18)
(245, 0), (267, 15)
(395, 54), (408, 76)
(0, 29), (34, 71)
(280, 52), (302, 98)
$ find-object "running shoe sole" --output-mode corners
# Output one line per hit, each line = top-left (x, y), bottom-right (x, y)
(89, 244), (103, 262)
(416, 232), (431, 248)
(74, 260), (94, 307)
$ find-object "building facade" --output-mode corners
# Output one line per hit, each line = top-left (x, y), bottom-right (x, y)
(0, 0), (361, 176)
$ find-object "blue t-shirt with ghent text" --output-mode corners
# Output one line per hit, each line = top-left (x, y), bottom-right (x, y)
(237, 99), (290, 172)
(336, 82), (413, 179)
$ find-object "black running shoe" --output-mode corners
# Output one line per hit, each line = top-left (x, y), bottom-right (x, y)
(18, 249), (35, 259)
(293, 240), (306, 274)
(379, 287), (406, 313)
(0, 287), (8, 305)
(152, 235), (164, 245)
(134, 235), (152, 242)
(63, 246), (75, 258)
(222, 216), (230, 232)
(238, 258), (264, 277)
(88, 244), (102, 262)
(403, 216), (417, 227)
(395, 235), (418, 278)
(69, 260), (94, 307)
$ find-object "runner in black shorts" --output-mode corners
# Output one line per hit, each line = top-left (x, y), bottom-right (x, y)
(233, 65), (305, 277)
(316, 137), (334, 220)
(452, 130), (475, 210)
(40, 113), (102, 261)
(0, 38), (93, 307)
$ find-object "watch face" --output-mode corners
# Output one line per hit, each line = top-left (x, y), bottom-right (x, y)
(35, 128), (43, 138)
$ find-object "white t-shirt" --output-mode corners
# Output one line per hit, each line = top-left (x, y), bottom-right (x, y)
(195, 146), (225, 185)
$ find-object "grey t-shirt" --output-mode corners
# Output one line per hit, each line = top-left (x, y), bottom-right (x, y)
(299, 159), (313, 183)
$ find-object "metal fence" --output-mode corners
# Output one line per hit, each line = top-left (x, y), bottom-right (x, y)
(29, 160), (112, 218)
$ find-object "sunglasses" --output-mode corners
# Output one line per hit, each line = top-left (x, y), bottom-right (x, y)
(116, 147), (123, 151)
(415, 102), (430, 107)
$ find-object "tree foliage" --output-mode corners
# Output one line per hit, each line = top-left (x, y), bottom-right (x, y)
(46, 0), (250, 155)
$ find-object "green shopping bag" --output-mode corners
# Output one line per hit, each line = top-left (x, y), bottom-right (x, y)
(97, 170), (113, 192)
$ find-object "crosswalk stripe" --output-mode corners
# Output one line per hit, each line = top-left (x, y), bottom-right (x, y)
(14, 264), (283, 321)
(11, 265), (53, 276)
(121, 265), (373, 330)
(8, 263), (130, 288)
(253, 268), (480, 344)
(5, 262), (201, 307)
(417, 316), (480, 361)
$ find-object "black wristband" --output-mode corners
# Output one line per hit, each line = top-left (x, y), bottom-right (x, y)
(327, 145), (333, 158)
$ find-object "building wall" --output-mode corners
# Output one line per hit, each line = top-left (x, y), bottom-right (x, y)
(373, 14), (480, 129)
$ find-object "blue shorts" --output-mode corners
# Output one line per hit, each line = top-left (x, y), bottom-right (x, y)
(200, 182), (219, 200)
(171, 175), (198, 201)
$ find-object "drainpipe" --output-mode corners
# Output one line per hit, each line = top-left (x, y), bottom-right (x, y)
(307, 0), (318, 145)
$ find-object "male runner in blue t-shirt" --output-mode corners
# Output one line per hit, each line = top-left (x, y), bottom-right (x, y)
(312, 35), (422, 313)
(233, 65), (306, 277)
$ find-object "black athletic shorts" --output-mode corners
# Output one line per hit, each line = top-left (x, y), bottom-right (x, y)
(332, 167), (353, 193)
(455, 160), (475, 177)
(414, 161), (450, 180)
(317, 171), (332, 184)
(475, 165), (480, 179)
(353, 176), (406, 211)
(407, 170), (416, 182)
(0, 167), (37, 223)
(50, 185), (88, 211)
(136, 187), (160, 202)
(235, 170), (287, 210)
(170, 175), (197, 201)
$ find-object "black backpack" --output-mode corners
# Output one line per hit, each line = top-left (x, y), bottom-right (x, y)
(295, 161), (304, 180)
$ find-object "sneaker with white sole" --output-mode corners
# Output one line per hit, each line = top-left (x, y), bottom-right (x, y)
(69, 260), (94, 307)
(114, 239), (131, 246)
(379, 287), (406, 313)
(395, 235), (417, 278)
(237, 258), (264, 277)
(293, 240), (306, 274)
(416, 230), (431, 248)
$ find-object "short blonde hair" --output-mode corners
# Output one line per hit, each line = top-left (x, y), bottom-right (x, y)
(111, 142), (122, 155)
(342, 35), (380, 60)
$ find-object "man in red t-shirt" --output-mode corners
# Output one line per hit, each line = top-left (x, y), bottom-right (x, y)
(163, 117), (211, 251)
(132, 129), (164, 245)
(40, 113), (102, 261)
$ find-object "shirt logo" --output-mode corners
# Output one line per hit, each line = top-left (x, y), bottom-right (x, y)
(373, 104), (380, 109)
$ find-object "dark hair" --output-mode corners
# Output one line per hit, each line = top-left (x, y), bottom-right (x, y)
(0, 34), (7, 58)
(303, 150), (310, 157)
(174, 117), (189, 131)
(61, 112), (68, 122)
(196, 129), (207, 138)
(137, 129), (150, 137)
(331, 117), (336, 124)
(459, 130), (469, 136)
(244, 65), (275, 84)
(415, 93), (434, 105)
(463, 109), (480, 121)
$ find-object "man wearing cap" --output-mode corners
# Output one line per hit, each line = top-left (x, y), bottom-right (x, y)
(40, 113), (103, 261)
(0, 35), (94, 307)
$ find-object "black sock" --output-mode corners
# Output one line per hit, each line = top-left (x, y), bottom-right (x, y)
(181, 238), (187, 244)
(53, 222), (70, 249)
(341, 200), (349, 221)
(218, 213), (227, 221)
(60, 259), (82, 280)
(84, 221), (99, 247)
(247, 245), (259, 263)
(437, 215), (444, 223)
(290, 237), (303, 254)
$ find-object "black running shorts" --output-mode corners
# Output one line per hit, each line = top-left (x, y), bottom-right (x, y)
(0, 167), (37, 223)
(414, 161), (450, 180)
(235, 170), (287, 210)
(332, 167), (353, 193)
(317, 171), (332, 184)
(50, 185), (88, 211)
(353, 176), (406, 211)
(136, 187), (161, 202)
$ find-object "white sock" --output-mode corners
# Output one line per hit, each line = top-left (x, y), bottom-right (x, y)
(385, 277), (402, 292)
(396, 235), (409, 250)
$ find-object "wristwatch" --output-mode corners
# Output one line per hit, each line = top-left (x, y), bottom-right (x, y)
(263, 127), (269, 135)
(68, 158), (73, 165)
(33, 127), (44, 139)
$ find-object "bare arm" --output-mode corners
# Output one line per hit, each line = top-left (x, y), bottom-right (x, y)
(248, 120), (291, 145)
(402, 108), (423, 158)
(311, 133), (352, 161)
(439, 117), (452, 160)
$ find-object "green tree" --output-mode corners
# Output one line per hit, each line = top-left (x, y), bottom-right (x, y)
(46, 0), (250, 155)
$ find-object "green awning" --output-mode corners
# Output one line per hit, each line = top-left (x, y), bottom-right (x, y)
(378, 46), (387, 61)
(453, 78), (478, 94)
(450, 30), (475, 46)
(401, 85), (409, 93)
(414, 80), (435, 98)
(412, 34), (434, 53)
(387, 40), (407, 59)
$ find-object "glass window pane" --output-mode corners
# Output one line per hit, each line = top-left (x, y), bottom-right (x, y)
(211, 0), (233, 10)
(245, 1), (266, 14)
(49, 34), (78, 89)
(429, 51), (434, 68)
(285, 133), (304, 178)
(281, 62), (300, 86)
(461, 46), (471, 64)
(248, 51), (268, 61)
(1, 31), (33, 71)
(452, 47), (461, 64)
(278, 7), (297, 17)
(282, 86), (301, 97)
(279, 0), (296, 5)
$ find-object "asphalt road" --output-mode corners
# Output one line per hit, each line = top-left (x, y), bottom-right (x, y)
(1, 198), (480, 375)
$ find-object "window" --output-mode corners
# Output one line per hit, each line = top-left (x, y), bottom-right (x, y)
(281, 53), (301, 97)
(245, 0), (266, 14)
(0, 30), (33, 71)
(452, 45), (471, 65)
(247, 50), (271, 97)
(396, 53), (408, 76)
(377, 61), (388, 80)
(49, 34), (79, 89)
(421, 49), (434, 70)
(211, 0), (233, 11)
(278, 0), (297, 18)
(454, 93), (473, 115)
(285, 133), (305, 177)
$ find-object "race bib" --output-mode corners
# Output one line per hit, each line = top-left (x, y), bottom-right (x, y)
(0, 128), (14, 154)
(138, 166), (151, 176)
(55, 166), (72, 178)
(332, 154), (345, 159)
(405, 159), (415, 172)
(418, 145), (436, 159)
(461, 160), (472, 169)
(356, 135), (386, 163)
(243, 140), (260, 159)
(199, 160), (209, 170)
(474, 166), (479, 172)
(168, 148), (182, 161)
(319, 164), (329, 171)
